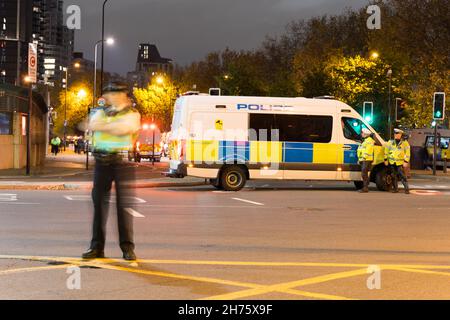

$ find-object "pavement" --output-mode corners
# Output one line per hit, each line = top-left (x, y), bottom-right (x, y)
(0, 151), (207, 190)
(1, 179), (450, 300)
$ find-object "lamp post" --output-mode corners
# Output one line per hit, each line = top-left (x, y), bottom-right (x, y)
(93, 38), (114, 110)
(88, 37), (114, 170)
(24, 76), (32, 176)
(387, 68), (393, 140)
(100, 0), (110, 95)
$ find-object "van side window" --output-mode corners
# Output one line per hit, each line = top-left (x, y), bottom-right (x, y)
(249, 114), (332, 143)
(278, 115), (333, 143)
(249, 114), (278, 141)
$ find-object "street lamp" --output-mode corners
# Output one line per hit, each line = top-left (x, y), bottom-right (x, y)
(93, 37), (114, 110)
(77, 89), (87, 99)
(100, 0), (110, 95)
(156, 75), (164, 85)
(370, 51), (380, 59)
(387, 68), (393, 140)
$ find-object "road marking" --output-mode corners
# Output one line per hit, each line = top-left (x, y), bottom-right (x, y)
(2, 255), (450, 300)
(410, 190), (442, 196)
(0, 202), (40, 205)
(135, 204), (273, 209)
(203, 268), (368, 300)
(390, 267), (450, 277)
(0, 194), (17, 202)
(64, 195), (146, 204)
(124, 208), (145, 218)
(231, 198), (264, 206)
(0, 264), (73, 276)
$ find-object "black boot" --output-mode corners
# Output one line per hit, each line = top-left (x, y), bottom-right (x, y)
(123, 249), (137, 261)
(82, 248), (105, 259)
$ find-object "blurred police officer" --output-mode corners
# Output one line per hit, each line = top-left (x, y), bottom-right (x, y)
(357, 128), (375, 193)
(82, 82), (141, 261)
(384, 128), (411, 194)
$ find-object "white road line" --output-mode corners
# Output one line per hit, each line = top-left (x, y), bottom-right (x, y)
(124, 208), (145, 218)
(0, 194), (18, 202)
(231, 198), (264, 206)
(0, 202), (40, 205)
(64, 195), (146, 204)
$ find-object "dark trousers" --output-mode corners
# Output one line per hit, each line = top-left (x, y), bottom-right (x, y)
(361, 161), (372, 189)
(51, 145), (59, 155)
(90, 158), (135, 252)
(390, 164), (409, 191)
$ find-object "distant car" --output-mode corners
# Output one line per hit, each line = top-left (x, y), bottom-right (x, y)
(128, 142), (161, 163)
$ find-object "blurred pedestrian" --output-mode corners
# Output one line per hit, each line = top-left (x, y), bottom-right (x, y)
(82, 82), (141, 261)
(357, 128), (375, 193)
(384, 128), (411, 194)
(50, 135), (61, 156)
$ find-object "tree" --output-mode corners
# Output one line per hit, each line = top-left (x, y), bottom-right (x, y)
(133, 76), (180, 132)
(53, 84), (92, 135)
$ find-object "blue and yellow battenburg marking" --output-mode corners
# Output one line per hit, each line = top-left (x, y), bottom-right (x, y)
(186, 140), (378, 166)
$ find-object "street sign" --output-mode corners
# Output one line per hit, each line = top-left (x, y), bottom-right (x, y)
(28, 43), (38, 83)
(433, 92), (446, 120)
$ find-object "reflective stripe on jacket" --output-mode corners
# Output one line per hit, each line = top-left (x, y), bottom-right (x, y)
(384, 139), (411, 165)
(93, 108), (137, 153)
(357, 136), (375, 162)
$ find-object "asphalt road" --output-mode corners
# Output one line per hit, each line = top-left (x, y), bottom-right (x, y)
(1, 179), (450, 300)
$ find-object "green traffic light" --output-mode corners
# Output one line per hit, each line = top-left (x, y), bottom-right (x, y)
(365, 116), (373, 123)
(435, 111), (442, 118)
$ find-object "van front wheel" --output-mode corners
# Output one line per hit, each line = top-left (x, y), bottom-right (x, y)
(375, 166), (392, 191)
(220, 166), (247, 191)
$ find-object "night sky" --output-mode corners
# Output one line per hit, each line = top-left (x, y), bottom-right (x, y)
(69, 0), (369, 75)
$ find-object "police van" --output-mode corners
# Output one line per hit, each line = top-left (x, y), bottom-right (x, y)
(166, 95), (389, 191)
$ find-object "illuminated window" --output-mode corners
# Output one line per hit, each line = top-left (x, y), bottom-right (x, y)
(22, 115), (27, 136)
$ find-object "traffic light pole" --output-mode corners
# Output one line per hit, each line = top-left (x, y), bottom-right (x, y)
(433, 123), (437, 176)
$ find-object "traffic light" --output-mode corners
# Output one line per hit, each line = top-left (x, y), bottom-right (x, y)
(395, 98), (407, 122)
(433, 92), (446, 120)
(363, 101), (374, 124)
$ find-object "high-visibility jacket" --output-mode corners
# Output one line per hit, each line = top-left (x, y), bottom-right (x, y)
(357, 136), (375, 162)
(385, 139), (411, 166)
(51, 137), (61, 146)
(93, 107), (138, 153)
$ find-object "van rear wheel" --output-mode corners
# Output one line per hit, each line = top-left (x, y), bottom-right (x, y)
(220, 166), (247, 191)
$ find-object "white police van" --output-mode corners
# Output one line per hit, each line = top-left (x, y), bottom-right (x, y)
(166, 95), (388, 191)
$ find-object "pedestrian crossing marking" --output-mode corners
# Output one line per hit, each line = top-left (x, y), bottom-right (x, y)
(124, 208), (145, 218)
(64, 195), (146, 204)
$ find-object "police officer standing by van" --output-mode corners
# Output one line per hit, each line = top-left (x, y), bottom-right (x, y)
(384, 128), (411, 194)
(82, 82), (141, 261)
(357, 128), (375, 193)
